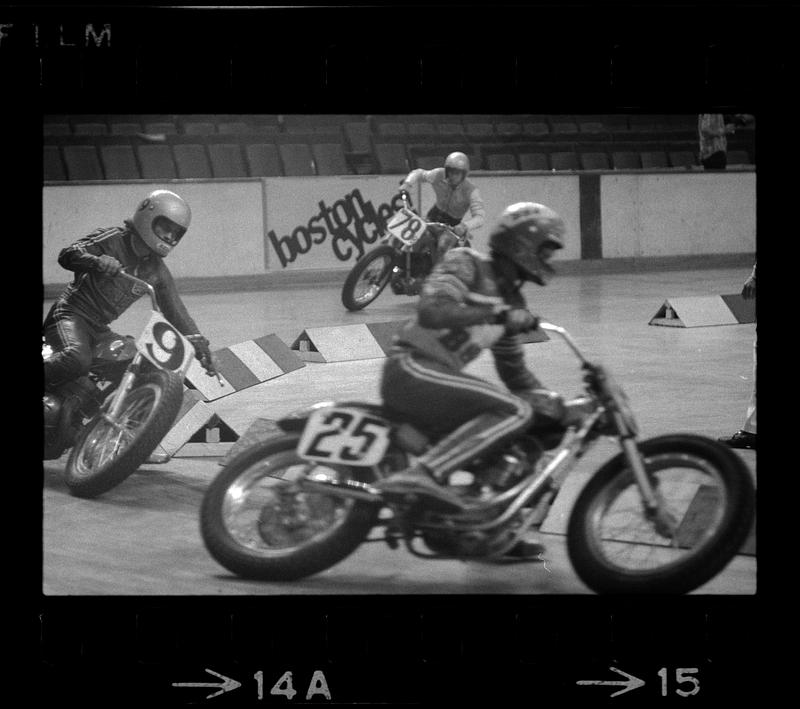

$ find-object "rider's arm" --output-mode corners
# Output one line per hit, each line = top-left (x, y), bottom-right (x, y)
(400, 167), (443, 193)
(491, 336), (542, 392)
(152, 261), (202, 336)
(417, 251), (501, 329)
(458, 186), (486, 233)
(57, 227), (124, 273)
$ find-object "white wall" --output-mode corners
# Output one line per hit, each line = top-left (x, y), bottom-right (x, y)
(600, 172), (756, 257)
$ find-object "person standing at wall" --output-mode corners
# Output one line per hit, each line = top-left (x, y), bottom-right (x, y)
(698, 114), (737, 170)
(719, 262), (757, 450)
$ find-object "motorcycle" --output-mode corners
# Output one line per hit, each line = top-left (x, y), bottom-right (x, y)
(340, 195), (468, 311)
(199, 321), (755, 594)
(44, 270), (197, 498)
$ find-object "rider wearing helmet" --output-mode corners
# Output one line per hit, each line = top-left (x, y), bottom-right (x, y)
(399, 151), (485, 264)
(376, 202), (567, 521)
(43, 190), (217, 410)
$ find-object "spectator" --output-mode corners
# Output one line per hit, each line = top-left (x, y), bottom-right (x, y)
(698, 114), (737, 170)
(719, 262), (757, 450)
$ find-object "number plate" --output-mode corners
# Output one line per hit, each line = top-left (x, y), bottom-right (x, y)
(136, 312), (195, 376)
(386, 208), (426, 246)
(297, 407), (392, 466)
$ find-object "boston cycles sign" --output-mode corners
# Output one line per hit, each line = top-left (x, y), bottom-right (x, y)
(266, 183), (405, 269)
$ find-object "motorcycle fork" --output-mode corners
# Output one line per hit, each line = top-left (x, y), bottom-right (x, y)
(618, 432), (660, 510)
(104, 354), (143, 421)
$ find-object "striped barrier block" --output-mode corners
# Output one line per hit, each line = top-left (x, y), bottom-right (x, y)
(219, 417), (281, 466)
(185, 334), (305, 401)
(149, 389), (236, 461)
(291, 321), (406, 363)
(649, 294), (756, 328)
(291, 320), (548, 363)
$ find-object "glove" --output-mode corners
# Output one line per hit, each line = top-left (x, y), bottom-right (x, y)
(187, 334), (217, 376)
(524, 388), (567, 424)
(499, 308), (539, 335)
(741, 275), (756, 300)
(95, 254), (122, 276)
(453, 223), (468, 238)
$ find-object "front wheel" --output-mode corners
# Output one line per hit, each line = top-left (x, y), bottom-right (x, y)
(64, 369), (184, 498)
(566, 434), (755, 594)
(200, 434), (381, 580)
(341, 245), (395, 311)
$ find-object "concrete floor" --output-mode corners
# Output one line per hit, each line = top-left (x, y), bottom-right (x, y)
(42, 265), (757, 595)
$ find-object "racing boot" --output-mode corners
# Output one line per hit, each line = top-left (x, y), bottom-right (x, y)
(376, 462), (468, 510)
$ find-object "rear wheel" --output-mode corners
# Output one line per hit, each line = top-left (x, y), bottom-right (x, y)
(200, 434), (381, 580)
(64, 369), (183, 498)
(567, 434), (755, 594)
(341, 245), (395, 311)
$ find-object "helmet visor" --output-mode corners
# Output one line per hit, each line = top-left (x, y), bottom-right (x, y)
(152, 216), (186, 246)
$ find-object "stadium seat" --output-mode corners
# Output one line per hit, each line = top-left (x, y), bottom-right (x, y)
(611, 151), (641, 169)
(143, 121), (178, 135)
(279, 143), (316, 176)
(414, 154), (443, 169)
(375, 121), (407, 140)
(600, 114), (630, 133)
(73, 122), (108, 136)
(464, 122), (494, 140)
(100, 144), (141, 179)
(182, 121), (216, 135)
(486, 153), (518, 171)
(312, 143), (350, 175)
(43, 146), (67, 181)
(344, 121), (373, 154)
(208, 143), (248, 178)
(580, 152), (610, 170)
(518, 152), (549, 171)
(109, 122), (143, 135)
(63, 145), (104, 180)
(43, 123), (72, 136)
(640, 150), (669, 168)
(250, 123), (282, 135)
(726, 149), (751, 165)
(628, 114), (670, 131)
(668, 150), (697, 168)
(436, 121), (466, 139)
(578, 121), (606, 134)
(136, 144), (177, 179)
(521, 122), (550, 137)
(550, 119), (579, 135)
(374, 143), (409, 174)
(217, 121), (250, 135)
(407, 122), (437, 139)
(495, 122), (523, 139)
(173, 144), (212, 178)
(245, 143), (283, 176)
(550, 152), (579, 170)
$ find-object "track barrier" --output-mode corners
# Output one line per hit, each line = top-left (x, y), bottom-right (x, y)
(649, 294), (755, 328)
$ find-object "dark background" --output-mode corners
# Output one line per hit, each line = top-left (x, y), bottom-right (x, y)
(8, 2), (791, 705)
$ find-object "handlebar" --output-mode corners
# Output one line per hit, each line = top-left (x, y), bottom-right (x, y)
(538, 322), (590, 365)
(118, 269), (160, 312)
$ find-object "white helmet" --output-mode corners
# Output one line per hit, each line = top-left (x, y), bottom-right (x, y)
(130, 190), (191, 257)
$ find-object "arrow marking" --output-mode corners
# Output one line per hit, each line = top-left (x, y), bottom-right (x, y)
(576, 666), (646, 698)
(172, 668), (242, 699)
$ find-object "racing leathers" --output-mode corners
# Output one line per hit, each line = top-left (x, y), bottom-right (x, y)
(43, 224), (208, 389)
(380, 246), (563, 492)
(399, 167), (485, 261)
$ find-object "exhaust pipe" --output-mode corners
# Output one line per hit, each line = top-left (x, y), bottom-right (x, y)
(300, 473), (384, 503)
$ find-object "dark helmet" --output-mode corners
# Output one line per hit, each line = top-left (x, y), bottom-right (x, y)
(130, 190), (191, 257)
(489, 202), (565, 285)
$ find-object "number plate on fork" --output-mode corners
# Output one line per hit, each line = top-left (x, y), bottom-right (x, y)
(386, 208), (426, 246)
(297, 407), (392, 466)
(136, 312), (195, 376)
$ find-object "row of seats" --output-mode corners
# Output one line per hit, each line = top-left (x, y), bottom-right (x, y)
(43, 135), (755, 182)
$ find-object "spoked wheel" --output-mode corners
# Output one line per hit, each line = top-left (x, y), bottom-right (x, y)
(200, 434), (380, 580)
(341, 245), (395, 311)
(566, 434), (755, 594)
(64, 370), (183, 498)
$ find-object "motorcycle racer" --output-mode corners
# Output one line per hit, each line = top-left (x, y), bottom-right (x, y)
(43, 189), (217, 417)
(376, 202), (568, 520)
(399, 151), (485, 265)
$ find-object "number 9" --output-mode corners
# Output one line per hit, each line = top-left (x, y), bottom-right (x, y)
(147, 321), (185, 371)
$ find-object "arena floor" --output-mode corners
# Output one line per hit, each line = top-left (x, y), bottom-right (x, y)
(42, 264), (757, 595)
